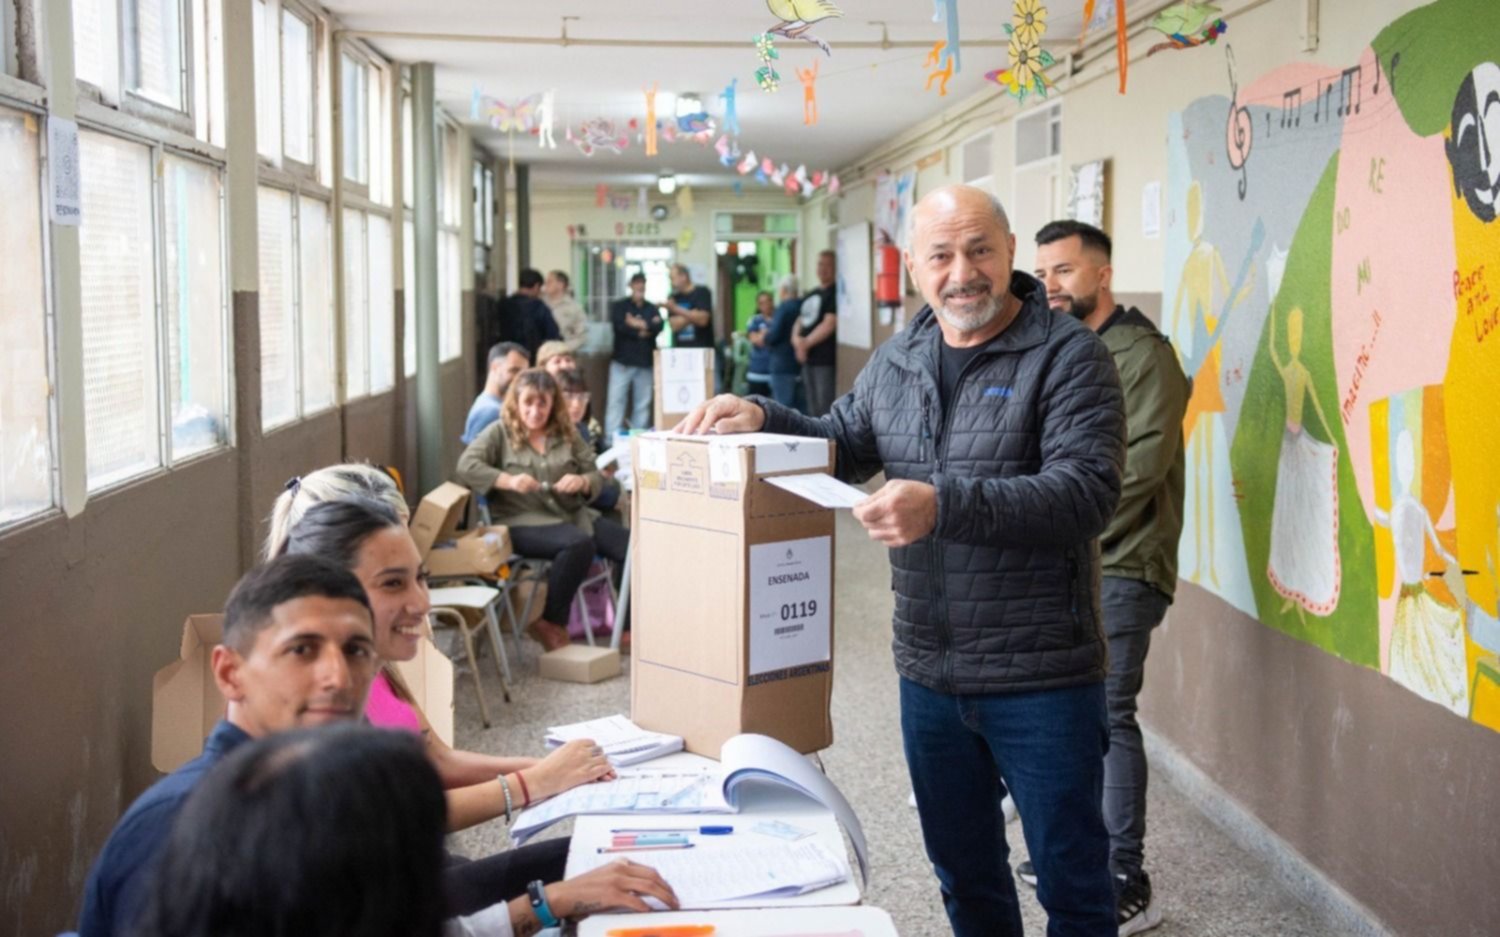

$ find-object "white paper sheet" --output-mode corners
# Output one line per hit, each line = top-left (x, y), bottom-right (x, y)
(748, 537), (832, 676)
(765, 473), (868, 509)
(574, 839), (849, 908)
(511, 767), (732, 844)
(545, 714), (683, 767)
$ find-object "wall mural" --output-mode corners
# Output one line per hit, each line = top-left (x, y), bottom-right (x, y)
(1163, 0), (1500, 730)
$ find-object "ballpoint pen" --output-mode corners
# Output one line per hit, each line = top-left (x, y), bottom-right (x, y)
(610, 825), (734, 835)
(597, 842), (696, 853)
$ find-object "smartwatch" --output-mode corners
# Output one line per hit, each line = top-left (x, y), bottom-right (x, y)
(526, 879), (560, 928)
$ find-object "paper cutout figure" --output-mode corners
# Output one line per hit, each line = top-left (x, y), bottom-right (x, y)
(1012, 0), (1047, 45)
(716, 134), (742, 167)
(766, 0), (843, 57)
(935, 0), (960, 72)
(596, 184), (608, 208)
(754, 34), (782, 92)
(925, 41), (955, 96)
(1265, 304), (1342, 622)
(720, 79), (742, 136)
(677, 186), (695, 216)
(537, 89), (557, 149)
(828, 174), (841, 196)
(1080, 0), (1098, 45)
(676, 112), (715, 135)
(678, 228), (695, 253)
(733, 181), (745, 197)
(1146, 2), (1228, 56)
(1115, 0), (1130, 93)
(571, 118), (630, 157)
(738, 150), (759, 174)
(793, 164), (814, 197)
(469, 85), (482, 120)
(1375, 429), (1468, 714)
(987, 4), (1055, 103)
(644, 83), (660, 156)
(797, 60), (820, 125)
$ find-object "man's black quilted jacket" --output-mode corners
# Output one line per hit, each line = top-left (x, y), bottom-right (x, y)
(758, 272), (1126, 694)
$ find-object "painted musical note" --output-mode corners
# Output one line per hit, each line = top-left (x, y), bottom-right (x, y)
(1225, 45), (1252, 200)
(1282, 88), (1303, 128)
(1339, 65), (1362, 116)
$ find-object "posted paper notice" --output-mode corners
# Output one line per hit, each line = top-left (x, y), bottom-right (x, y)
(766, 473), (867, 509)
(748, 536), (832, 676)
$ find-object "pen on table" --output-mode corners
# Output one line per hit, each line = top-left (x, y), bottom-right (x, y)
(598, 842), (696, 853)
(609, 826), (734, 834)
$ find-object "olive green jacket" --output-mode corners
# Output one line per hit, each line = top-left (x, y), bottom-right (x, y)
(1098, 307), (1191, 599)
(455, 420), (605, 534)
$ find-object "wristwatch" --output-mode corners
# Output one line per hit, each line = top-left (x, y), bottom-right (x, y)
(527, 879), (560, 928)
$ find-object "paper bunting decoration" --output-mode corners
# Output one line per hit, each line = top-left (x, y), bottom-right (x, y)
(643, 84), (660, 156)
(738, 150), (758, 174)
(753, 33), (781, 92)
(720, 79), (741, 136)
(986, 1), (1056, 102)
(675, 112), (716, 136)
(797, 61), (820, 125)
(677, 186), (695, 215)
(536, 89), (557, 149)
(595, 183), (608, 208)
(933, 0), (960, 72)
(925, 41), (954, 96)
(766, 0), (843, 56)
(568, 118), (630, 156)
(716, 134), (742, 167)
(828, 174), (841, 196)
(1145, 2), (1227, 56)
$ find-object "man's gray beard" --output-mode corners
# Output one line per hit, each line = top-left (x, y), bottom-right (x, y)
(935, 294), (1003, 333)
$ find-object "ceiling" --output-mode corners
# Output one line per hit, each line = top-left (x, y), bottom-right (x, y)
(327, 0), (1095, 189)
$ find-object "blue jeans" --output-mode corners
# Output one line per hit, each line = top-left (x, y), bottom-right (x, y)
(1101, 576), (1171, 876)
(901, 677), (1115, 937)
(768, 372), (804, 413)
(606, 362), (653, 443)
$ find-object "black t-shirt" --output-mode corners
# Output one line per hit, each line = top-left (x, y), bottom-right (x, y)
(938, 338), (990, 414)
(669, 286), (715, 348)
(796, 285), (838, 367)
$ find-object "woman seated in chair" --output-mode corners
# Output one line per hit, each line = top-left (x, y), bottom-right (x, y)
(457, 368), (629, 652)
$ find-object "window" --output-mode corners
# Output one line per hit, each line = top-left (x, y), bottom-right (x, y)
(280, 8), (313, 166)
(254, 1), (316, 168)
(3, 0), (20, 77)
(436, 123), (463, 362)
(72, 0), (116, 93)
(367, 215), (394, 392)
(1016, 103), (1062, 166)
(162, 154), (229, 457)
(0, 106), (54, 524)
(962, 131), (995, 189)
(342, 208), (368, 398)
(403, 217), (415, 377)
(252, 0), (277, 159)
(126, 0), (188, 112)
(258, 185), (335, 430)
(340, 53), (368, 186)
(473, 159), (494, 277)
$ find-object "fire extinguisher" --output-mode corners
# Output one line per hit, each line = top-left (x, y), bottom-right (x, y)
(875, 242), (902, 307)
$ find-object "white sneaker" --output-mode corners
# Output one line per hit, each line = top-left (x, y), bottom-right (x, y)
(908, 790), (918, 808)
(1002, 793), (1017, 823)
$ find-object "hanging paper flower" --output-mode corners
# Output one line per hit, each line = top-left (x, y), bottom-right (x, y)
(1011, 0), (1049, 46)
(753, 33), (780, 61)
(986, 34), (1055, 102)
(1010, 35), (1042, 88)
(756, 65), (781, 92)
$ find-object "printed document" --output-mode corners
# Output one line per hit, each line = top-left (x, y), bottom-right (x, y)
(573, 839), (850, 908)
(765, 473), (868, 509)
(545, 714), (683, 766)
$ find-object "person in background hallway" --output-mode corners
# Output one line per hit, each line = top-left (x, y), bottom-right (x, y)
(606, 272), (663, 442)
(456, 370), (630, 652)
(744, 290), (774, 398)
(137, 725), (451, 937)
(793, 249), (839, 415)
(464, 342), (531, 444)
(536, 341), (578, 380)
(542, 270), (589, 352)
(764, 274), (806, 412)
(663, 263), (714, 350)
(263, 462), (410, 561)
(1024, 219), (1189, 937)
(501, 269), (561, 359)
(556, 369), (622, 518)
(678, 185), (1126, 937)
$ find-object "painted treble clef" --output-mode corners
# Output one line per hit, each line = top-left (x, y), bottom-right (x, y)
(1225, 44), (1253, 200)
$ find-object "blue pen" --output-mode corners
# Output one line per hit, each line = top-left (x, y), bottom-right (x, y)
(609, 825), (734, 835)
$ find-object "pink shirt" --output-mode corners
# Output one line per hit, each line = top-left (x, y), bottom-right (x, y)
(366, 671), (423, 734)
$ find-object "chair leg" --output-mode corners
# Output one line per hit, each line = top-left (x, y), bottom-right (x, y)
(457, 621), (492, 728)
(484, 605), (513, 691)
(499, 585), (528, 663)
(577, 589), (596, 647)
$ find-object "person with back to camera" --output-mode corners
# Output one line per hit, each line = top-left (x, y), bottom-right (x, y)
(744, 290), (776, 398)
(456, 369), (630, 652)
(764, 273), (807, 411)
(677, 185), (1126, 937)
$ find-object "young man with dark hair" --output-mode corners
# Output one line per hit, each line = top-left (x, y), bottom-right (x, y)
(79, 555), (379, 937)
(606, 272), (663, 441)
(501, 269), (561, 358)
(464, 342), (531, 444)
(1024, 218), (1191, 936)
(543, 269), (588, 352)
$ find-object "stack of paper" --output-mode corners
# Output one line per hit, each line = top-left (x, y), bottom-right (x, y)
(511, 767), (732, 844)
(573, 840), (850, 908)
(545, 714), (684, 767)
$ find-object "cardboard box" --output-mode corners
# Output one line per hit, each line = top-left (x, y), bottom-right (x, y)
(539, 644), (622, 684)
(152, 615), (455, 774)
(629, 432), (836, 757)
(411, 481), (513, 578)
(653, 348), (715, 429)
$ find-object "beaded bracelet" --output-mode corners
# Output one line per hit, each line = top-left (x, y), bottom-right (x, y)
(498, 774), (514, 824)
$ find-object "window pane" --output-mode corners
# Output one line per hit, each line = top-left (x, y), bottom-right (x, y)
(341, 54), (367, 184)
(342, 208), (368, 399)
(78, 131), (161, 488)
(299, 197), (335, 413)
(162, 156), (227, 457)
(130, 0), (185, 110)
(72, 0), (108, 89)
(257, 186), (296, 429)
(439, 230), (461, 361)
(403, 218), (415, 376)
(368, 214), (394, 392)
(401, 94), (413, 209)
(252, 0), (276, 160)
(0, 108), (53, 523)
(281, 10), (312, 165)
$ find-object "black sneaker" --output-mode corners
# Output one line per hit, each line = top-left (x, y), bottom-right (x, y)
(1116, 870), (1163, 936)
(1016, 860), (1037, 888)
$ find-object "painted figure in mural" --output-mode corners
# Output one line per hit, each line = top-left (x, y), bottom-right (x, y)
(1445, 61), (1500, 223)
(765, 0), (843, 56)
(1445, 506), (1500, 716)
(1265, 306), (1341, 623)
(1374, 430), (1468, 714)
(1171, 181), (1249, 587)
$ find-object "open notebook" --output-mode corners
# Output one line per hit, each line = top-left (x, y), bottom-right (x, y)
(571, 839), (849, 909)
(511, 733), (869, 881)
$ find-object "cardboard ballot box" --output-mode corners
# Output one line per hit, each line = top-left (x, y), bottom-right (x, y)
(653, 348), (715, 430)
(410, 482), (513, 578)
(151, 614), (454, 773)
(629, 432), (836, 756)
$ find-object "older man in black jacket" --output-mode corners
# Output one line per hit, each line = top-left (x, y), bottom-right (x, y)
(679, 185), (1126, 937)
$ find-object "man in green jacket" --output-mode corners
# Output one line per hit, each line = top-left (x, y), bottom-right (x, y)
(1026, 220), (1190, 937)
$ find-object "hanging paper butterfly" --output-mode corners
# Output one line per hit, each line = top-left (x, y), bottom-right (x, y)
(486, 94), (542, 134)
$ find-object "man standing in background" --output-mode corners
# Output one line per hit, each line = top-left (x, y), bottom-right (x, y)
(606, 272), (664, 441)
(543, 269), (589, 352)
(501, 268), (561, 358)
(663, 263), (714, 350)
(1026, 219), (1190, 937)
(793, 249), (839, 415)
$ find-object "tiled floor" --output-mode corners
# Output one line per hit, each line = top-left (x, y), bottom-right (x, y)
(448, 510), (1339, 935)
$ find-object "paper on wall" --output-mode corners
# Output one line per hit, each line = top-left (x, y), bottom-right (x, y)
(48, 117), (82, 226)
(748, 536), (832, 676)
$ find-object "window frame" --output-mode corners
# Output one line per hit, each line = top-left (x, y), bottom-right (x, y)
(253, 0), (319, 180)
(2, 0), (18, 78)
(435, 118), (463, 362)
(338, 44), (372, 194)
(120, 0), (195, 134)
(340, 187), (396, 400)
